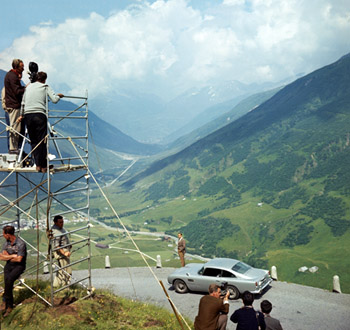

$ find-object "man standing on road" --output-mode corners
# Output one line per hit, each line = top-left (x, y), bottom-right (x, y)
(0, 225), (27, 317)
(51, 215), (72, 287)
(4, 59), (25, 154)
(177, 232), (186, 267)
(194, 283), (230, 330)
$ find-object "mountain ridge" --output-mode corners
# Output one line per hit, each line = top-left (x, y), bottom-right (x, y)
(89, 78), (292, 143)
(123, 53), (350, 185)
(166, 87), (281, 151)
(112, 53), (350, 293)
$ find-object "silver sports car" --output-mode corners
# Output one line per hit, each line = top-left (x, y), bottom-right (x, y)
(167, 258), (272, 299)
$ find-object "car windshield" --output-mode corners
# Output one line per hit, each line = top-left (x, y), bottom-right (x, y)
(232, 261), (251, 274)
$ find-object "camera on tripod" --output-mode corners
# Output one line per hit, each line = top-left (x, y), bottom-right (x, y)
(28, 61), (39, 83)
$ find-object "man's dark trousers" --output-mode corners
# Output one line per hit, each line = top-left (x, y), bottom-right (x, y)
(25, 113), (47, 168)
(3, 262), (25, 309)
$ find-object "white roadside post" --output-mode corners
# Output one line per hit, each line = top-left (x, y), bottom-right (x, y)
(333, 275), (341, 293)
(105, 255), (111, 269)
(156, 255), (162, 268)
(271, 265), (278, 280)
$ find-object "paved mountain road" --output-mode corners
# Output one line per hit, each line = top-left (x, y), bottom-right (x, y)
(74, 267), (350, 330)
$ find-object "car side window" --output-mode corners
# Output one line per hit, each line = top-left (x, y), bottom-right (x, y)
(222, 270), (236, 278)
(202, 268), (221, 277)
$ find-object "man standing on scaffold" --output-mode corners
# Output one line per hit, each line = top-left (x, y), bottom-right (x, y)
(18, 71), (64, 173)
(51, 215), (72, 287)
(3, 59), (25, 154)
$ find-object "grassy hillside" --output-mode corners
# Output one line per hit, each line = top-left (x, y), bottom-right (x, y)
(17, 225), (185, 271)
(0, 280), (190, 329)
(102, 54), (350, 293)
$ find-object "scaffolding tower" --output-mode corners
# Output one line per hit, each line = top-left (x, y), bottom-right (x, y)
(0, 92), (92, 306)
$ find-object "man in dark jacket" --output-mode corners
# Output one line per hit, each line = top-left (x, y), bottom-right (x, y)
(230, 291), (266, 330)
(4, 59), (25, 154)
(194, 283), (230, 330)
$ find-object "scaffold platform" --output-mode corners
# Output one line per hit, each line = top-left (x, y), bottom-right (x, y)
(0, 164), (87, 173)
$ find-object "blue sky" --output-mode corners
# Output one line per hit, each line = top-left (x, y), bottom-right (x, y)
(1, 0), (349, 100)
(0, 0), (135, 50)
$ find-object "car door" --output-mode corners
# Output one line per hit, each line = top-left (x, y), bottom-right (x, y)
(192, 267), (223, 292)
(221, 269), (239, 287)
(222, 269), (253, 292)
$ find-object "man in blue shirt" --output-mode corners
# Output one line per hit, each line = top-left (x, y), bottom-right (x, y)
(0, 225), (27, 316)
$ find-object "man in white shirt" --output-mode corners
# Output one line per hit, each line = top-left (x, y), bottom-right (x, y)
(51, 215), (72, 287)
(19, 71), (63, 172)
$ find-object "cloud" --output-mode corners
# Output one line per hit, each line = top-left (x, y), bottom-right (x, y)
(223, 0), (245, 6)
(0, 0), (349, 99)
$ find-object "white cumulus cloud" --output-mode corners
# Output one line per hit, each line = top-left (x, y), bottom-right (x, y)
(0, 0), (349, 99)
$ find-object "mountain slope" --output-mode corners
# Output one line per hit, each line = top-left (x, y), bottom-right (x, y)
(125, 54), (350, 185)
(166, 87), (281, 150)
(116, 53), (350, 292)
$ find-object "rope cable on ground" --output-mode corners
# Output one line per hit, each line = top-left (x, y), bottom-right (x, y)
(67, 136), (191, 330)
(25, 190), (41, 322)
(88, 123), (125, 244)
(85, 126), (154, 303)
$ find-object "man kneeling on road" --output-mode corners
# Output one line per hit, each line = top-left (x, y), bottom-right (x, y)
(194, 283), (230, 330)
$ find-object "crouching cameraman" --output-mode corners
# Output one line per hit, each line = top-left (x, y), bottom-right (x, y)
(194, 283), (230, 330)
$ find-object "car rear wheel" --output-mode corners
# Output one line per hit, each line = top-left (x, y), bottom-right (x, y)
(227, 285), (240, 300)
(174, 279), (188, 294)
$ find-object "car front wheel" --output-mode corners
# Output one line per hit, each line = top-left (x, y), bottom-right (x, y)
(227, 285), (240, 300)
(174, 279), (188, 294)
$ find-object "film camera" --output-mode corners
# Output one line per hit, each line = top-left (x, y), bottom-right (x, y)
(220, 282), (228, 296)
(21, 152), (34, 168)
(28, 61), (39, 83)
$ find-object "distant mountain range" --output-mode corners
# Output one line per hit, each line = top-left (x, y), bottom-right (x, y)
(90, 79), (290, 143)
(116, 53), (350, 293)
(1, 67), (287, 157)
